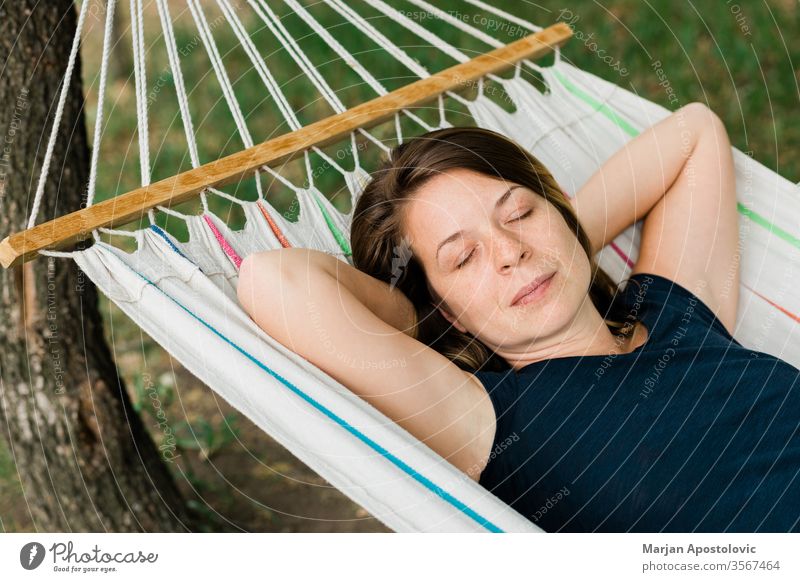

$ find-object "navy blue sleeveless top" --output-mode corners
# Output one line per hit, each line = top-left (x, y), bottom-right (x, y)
(475, 273), (800, 532)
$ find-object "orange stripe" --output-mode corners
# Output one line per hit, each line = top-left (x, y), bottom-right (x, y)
(257, 201), (291, 248)
(743, 282), (800, 324)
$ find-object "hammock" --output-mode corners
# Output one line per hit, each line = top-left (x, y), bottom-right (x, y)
(2, 1), (799, 533)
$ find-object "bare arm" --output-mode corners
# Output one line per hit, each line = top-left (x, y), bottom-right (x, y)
(311, 251), (418, 339)
(630, 103), (740, 333)
(572, 103), (711, 255)
(236, 248), (494, 480)
(572, 102), (739, 332)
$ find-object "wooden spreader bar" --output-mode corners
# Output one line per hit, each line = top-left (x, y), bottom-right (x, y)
(0, 22), (572, 268)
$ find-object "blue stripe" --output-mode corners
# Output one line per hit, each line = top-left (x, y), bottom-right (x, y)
(102, 243), (506, 533)
(149, 224), (195, 265)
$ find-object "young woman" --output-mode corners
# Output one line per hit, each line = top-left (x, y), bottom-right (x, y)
(237, 102), (800, 532)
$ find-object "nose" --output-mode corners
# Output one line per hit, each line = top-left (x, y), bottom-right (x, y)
(493, 231), (530, 273)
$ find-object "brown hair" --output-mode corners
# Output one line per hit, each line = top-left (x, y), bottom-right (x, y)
(350, 126), (637, 373)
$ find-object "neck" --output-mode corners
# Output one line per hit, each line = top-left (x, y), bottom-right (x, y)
(500, 299), (637, 371)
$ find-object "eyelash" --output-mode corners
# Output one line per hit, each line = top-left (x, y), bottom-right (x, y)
(455, 209), (533, 269)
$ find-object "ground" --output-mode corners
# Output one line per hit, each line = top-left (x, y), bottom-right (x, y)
(1, 297), (390, 532)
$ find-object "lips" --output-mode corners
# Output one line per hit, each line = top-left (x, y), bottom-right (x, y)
(510, 271), (556, 306)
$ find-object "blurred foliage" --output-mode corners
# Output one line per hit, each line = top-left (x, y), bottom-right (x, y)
(131, 371), (242, 462)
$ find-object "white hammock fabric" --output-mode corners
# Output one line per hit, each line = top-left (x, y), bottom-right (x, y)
(31, 1), (800, 532)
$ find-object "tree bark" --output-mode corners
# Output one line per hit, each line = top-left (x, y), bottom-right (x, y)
(0, 1), (191, 531)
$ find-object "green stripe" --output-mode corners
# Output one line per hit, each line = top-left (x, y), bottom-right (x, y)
(552, 69), (639, 137)
(551, 67), (800, 251)
(737, 202), (800, 249)
(311, 190), (352, 256)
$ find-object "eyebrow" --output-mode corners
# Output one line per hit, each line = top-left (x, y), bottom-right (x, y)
(435, 185), (522, 263)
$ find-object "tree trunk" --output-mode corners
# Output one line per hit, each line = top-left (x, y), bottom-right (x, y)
(0, 0), (191, 531)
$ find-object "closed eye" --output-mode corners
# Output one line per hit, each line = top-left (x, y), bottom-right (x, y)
(456, 249), (474, 269)
(455, 210), (532, 269)
(509, 209), (532, 222)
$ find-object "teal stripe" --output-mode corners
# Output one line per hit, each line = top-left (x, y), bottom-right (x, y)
(102, 244), (504, 533)
(551, 67), (800, 251)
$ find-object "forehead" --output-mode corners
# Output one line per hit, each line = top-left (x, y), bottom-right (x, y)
(414, 168), (508, 201)
(406, 169), (512, 227)
(402, 168), (516, 253)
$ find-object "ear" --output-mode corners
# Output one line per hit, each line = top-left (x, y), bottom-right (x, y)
(435, 304), (468, 334)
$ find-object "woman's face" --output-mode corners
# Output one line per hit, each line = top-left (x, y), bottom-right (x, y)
(402, 168), (594, 358)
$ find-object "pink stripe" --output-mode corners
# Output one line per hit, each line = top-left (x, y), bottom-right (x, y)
(609, 241), (635, 268)
(203, 214), (243, 269)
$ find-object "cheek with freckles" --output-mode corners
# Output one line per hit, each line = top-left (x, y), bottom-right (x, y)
(429, 270), (490, 331)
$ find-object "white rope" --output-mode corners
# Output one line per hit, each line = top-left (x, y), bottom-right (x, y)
(195, 0), (322, 198)
(187, 0), (255, 150)
(154, 0), (202, 220)
(282, 0), (387, 96)
(463, 0), (542, 32)
(130, 0), (150, 188)
(39, 249), (77, 259)
(320, 0), (494, 125)
(216, 0), (300, 132)
(207, 186), (247, 205)
(249, 0), (422, 179)
(314, 0), (443, 133)
(369, 0), (471, 64)
(322, 0), (429, 79)
(155, 0), (200, 169)
(155, 204), (197, 220)
(407, 0), (502, 49)
(461, 0), (561, 64)
(348, 131), (361, 168)
(85, 0), (117, 214)
(395, 112), (404, 145)
(130, 0), (160, 226)
(216, 0), (355, 187)
(358, 127), (392, 154)
(400, 0), (561, 78)
(260, 164), (302, 193)
(79, 0), (121, 244)
(281, 0), (437, 136)
(388, 0), (520, 87)
(97, 226), (139, 238)
(27, 0), (92, 228)
(364, 0), (516, 91)
(281, 0), (412, 162)
(438, 94), (449, 127)
(249, 0), (346, 114)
